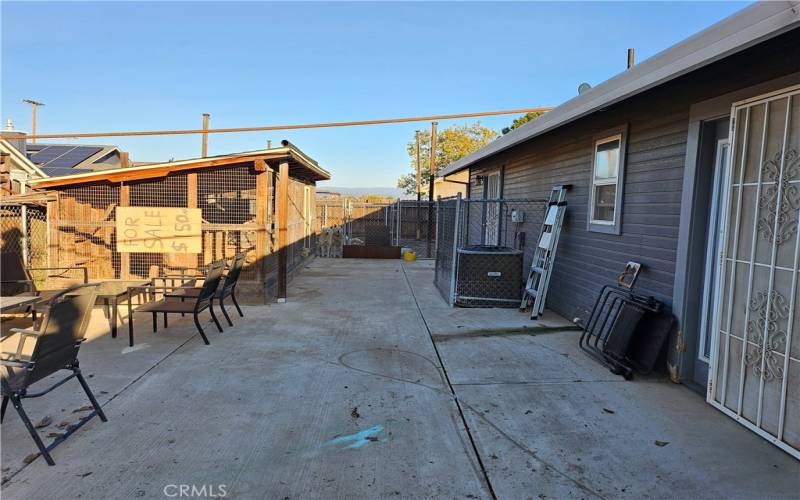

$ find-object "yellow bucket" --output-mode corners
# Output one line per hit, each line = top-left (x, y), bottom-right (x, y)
(403, 250), (417, 261)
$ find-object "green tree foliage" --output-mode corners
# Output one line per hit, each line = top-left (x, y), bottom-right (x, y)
(397, 122), (497, 195)
(501, 111), (545, 135)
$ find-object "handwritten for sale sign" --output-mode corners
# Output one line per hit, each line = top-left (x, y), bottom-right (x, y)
(116, 207), (202, 254)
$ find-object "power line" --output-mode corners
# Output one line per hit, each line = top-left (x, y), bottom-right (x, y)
(3, 106), (554, 141)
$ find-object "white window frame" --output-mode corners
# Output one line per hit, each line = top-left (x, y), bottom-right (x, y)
(587, 125), (627, 235)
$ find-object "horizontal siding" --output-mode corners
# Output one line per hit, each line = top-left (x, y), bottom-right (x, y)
(470, 107), (689, 322)
(462, 30), (799, 323)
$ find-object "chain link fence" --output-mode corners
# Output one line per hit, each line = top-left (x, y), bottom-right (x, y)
(434, 196), (547, 307)
(315, 199), (438, 257)
(1, 201), (70, 293)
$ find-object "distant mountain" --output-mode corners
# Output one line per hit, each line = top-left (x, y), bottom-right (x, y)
(317, 186), (410, 199)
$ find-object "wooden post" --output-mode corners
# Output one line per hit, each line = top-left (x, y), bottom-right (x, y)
(186, 172), (199, 269)
(254, 159), (269, 300)
(47, 196), (59, 268)
(201, 113), (210, 157)
(277, 161), (289, 302)
(120, 151), (130, 168)
(119, 184), (131, 278)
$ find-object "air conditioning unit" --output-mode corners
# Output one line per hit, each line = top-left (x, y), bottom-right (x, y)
(455, 245), (523, 307)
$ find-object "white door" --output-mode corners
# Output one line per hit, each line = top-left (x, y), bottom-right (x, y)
(484, 172), (500, 245)
(708, 85), (800, 458)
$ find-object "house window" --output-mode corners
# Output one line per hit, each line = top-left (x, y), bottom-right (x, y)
(588, 128), (626, 234)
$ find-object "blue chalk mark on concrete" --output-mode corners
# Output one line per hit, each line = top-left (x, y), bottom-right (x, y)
(328, 425), (384, 449)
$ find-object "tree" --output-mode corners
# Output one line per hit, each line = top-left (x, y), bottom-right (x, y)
(501, 111), (545, 135)
(397, 122), (497, 196)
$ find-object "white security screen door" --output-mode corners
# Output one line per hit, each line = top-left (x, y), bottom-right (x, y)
(484, 172), (500, 245)
(709, 85), (800, 459)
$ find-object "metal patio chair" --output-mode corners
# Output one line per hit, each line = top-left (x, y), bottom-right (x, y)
(1, 283), (106, 466)
(0, 250), (88, 321)
(127, 259), (226, 346)
(163, 253), (247, 326)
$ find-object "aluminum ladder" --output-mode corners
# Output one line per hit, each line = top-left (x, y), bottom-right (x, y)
(520, 185), (569, 319)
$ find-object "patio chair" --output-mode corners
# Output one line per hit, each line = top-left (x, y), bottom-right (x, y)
(0, 250), (88, 321)
(127, 259), (226, 346)
(163, 253), (246, 327)
(0, 283), (106, 466)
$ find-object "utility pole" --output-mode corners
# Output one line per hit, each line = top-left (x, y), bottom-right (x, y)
(22, 99), (45, 144)
(627, 48), (635, 69)
(426, 121), (438, 257)
(415, 130), (422, 240)
(201, 113), (210, 157)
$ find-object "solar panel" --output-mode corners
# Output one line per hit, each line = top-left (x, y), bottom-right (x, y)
(40, 166), (81, 177)
(29, 146), (73, 164)
(29, 146), (103, 168)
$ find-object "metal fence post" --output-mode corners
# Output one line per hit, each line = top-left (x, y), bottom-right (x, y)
(396, 198), (401, 246)
(434, 196), (440, 257)
(449, 192), (462, 306)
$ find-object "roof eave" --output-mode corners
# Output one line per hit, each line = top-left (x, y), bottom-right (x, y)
(29, 146), (329, 188)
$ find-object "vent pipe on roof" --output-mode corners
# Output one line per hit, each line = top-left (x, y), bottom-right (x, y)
(267, 140), (272, 149)
(1, 119), (27, 156)
(627, 48), (635, 69)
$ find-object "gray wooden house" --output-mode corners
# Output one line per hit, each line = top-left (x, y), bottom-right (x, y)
(440, 2), (800, 457)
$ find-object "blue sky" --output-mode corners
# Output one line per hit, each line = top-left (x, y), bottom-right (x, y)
(2, 1), (748, 188)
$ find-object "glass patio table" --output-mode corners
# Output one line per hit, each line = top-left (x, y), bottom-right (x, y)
(90, 280), (151, 339)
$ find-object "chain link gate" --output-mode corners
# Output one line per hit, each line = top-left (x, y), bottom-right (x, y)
(1, 201), (51, 293)
(434, 196), (548, 307)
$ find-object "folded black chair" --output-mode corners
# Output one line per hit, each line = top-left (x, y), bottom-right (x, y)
(127, 259), (226, 346)
(164, 253), (247, 326)
(1, 283), (106, 466)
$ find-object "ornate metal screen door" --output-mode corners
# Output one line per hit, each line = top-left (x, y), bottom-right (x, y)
(708, 85), (800, 459)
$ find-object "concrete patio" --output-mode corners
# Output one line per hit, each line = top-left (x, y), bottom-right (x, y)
(1, 259), (798, 499)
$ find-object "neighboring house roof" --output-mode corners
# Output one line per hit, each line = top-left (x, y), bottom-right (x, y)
(30, 141), (330, 188)
(26, 143), (121, 174)
(441, 1), (800, 177)
(0, 139), (46, 178)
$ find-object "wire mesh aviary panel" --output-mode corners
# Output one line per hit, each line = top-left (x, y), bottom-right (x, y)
(49, 167), (269, 283)
(57, 184), (121, 281)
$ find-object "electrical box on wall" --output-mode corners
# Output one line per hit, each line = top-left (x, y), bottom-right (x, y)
(511, 209), (524, 223)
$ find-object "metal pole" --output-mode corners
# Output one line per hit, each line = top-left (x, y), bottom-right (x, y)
(201, 113), (210, 157)
(449, 192), (462, 306)
(426, 122), (438, 258)
(416, 130), (422, 240)
(21, 205), (29, 266)
(396, 198), (402, 246)
(434, 196), (441, 257)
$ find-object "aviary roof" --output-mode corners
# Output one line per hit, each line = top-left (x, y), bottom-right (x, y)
(29, 143), (330, 188)
(440, 1), (800, 177)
